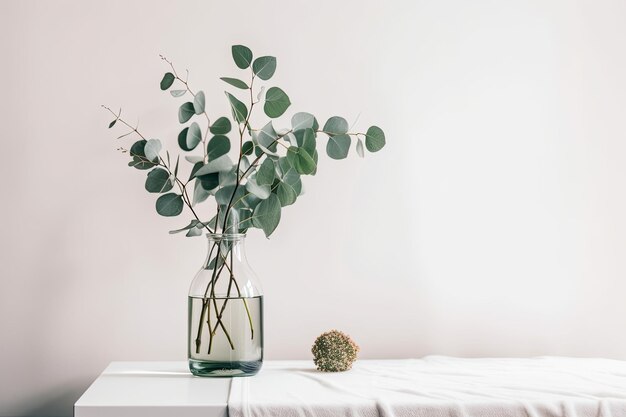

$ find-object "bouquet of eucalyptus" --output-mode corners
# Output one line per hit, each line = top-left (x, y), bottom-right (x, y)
(105, 45), (384, 238)
(104, 45), (385, 367)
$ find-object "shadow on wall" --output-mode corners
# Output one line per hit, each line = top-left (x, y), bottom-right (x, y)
(5, 378), (88, 417)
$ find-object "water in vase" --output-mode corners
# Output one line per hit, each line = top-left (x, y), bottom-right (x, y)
(188, 295), (263, 377)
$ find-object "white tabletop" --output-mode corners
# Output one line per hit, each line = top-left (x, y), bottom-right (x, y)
(75, 358), (626, 417)
(74, 361), (231, 417)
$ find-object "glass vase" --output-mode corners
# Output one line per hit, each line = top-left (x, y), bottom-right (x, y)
(188, 233), (263, 377)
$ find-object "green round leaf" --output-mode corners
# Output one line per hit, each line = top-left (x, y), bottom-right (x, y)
(276, 181), (297, 206)
(194, 91), (205, 115)
(365, 126), (386, 152)
(210, 117), (232, 135)
(193, 155), (234, 177)
(323, 116), (349, 135)
(219, 166), (237, 187)
(246, 177), (271, 200)
(186, 122), (202, 151)
(145, 168), (174, 193)
(252, 193), (281, 237)
(215, 185), (247, 209)
(169, 219), (201, 234)
(185, 155), (203, 163)
(144, 139), (162, 162)
(294, 128), (316, 154)
(160, 72), (175, 90)
(193, 179), (211, 205)
(256, 122), (278, 152)
(130, 140), (147, 158)
(252, 56), (277, 81)
(291, 112), (318, 131)
(178, 127), (191, 151)
(225, 93), (248, 123)
(326, 134), (351, 159)
(170, 90), (186, 97)
(264, 87), (291, 118)
(156, 193), (184, 217)
(276, 157), (302, 194)
(189, 161), (203, 180)
(276, 156), (293, 178)
(179, 102), (195, 124)
(236, 208), (254, 233)
(128, 156), (156, 170)
(232, 45), (253, 69)
(256, 158), (275, 186)
(220, 77), (249, 89)
(186, 227), (203, 237)
(240, 155), (250, 174)
(287, 146), (316, 175)
(242, 141), (254, 156)
(207, 135), (231, 160)
(254, 142), (264, 158)
(198, 172), (219, 191)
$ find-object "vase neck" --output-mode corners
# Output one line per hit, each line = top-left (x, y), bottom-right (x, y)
(203, 233), (247, 269)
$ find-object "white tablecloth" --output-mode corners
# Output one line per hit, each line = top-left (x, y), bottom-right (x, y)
(228, 357), (626, 417)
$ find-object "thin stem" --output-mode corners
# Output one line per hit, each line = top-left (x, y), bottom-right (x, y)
(194, 237), (219, 353)
(209, 296), (235, 351)
(102, 106), (146, 140)
(206, 297), (213, 353)
(316, 129), (367, 137)
(221, 70), (255, 232)
(210, 262), (235, 346)
(209, 258), (235, 351)
(160, 56), (211, 164)
(206, 242), (255, 341)
(207, 246), (235, 351)
(194, 300), (208, 354)
(238, 130), (294, 182)
(159, 156), (214, 235)
(231, 278), (254, 339)
(103, 105), (215, 234)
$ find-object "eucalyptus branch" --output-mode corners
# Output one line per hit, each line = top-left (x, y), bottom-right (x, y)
(209, 295), (234, 351)
(161, 55), (211, 164)
(102, 106), (146, 140)
(232, 278), (254, 339)
(210, 258), (235, 351)
(104, 45), (386, 364)
(194, 241), (218, 353)
(159, 156), (214, 234)
(239, 130), (294, 182)
(201, 237), (255, 349)
(207, 248), (235, 352)
(317, 129), (367, 137)
(103, 105), (214, 235)
(213, 69), (250, 340)
(221, 69), (256, 232)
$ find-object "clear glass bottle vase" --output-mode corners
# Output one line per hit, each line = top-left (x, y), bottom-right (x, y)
(188, 233), (263, 377)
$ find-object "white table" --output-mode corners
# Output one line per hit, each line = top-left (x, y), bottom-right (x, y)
(75, 358), (626, 417)
(74, 362), (230, 417)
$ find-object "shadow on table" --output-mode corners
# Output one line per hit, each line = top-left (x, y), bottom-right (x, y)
(289, 368), (322, 373)
(106, 368), (324, 378)
(104, 370), (193, 378)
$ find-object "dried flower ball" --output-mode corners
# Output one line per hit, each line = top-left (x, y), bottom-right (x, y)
(311, 330), (359, 372)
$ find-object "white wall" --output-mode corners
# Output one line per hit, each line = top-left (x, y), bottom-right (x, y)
(2, 0), (626, 415)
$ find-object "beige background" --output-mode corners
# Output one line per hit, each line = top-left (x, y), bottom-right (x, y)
(2, 0), (626, 416)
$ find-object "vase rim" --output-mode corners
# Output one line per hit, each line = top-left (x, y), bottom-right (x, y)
(206, 233), (246, 241)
